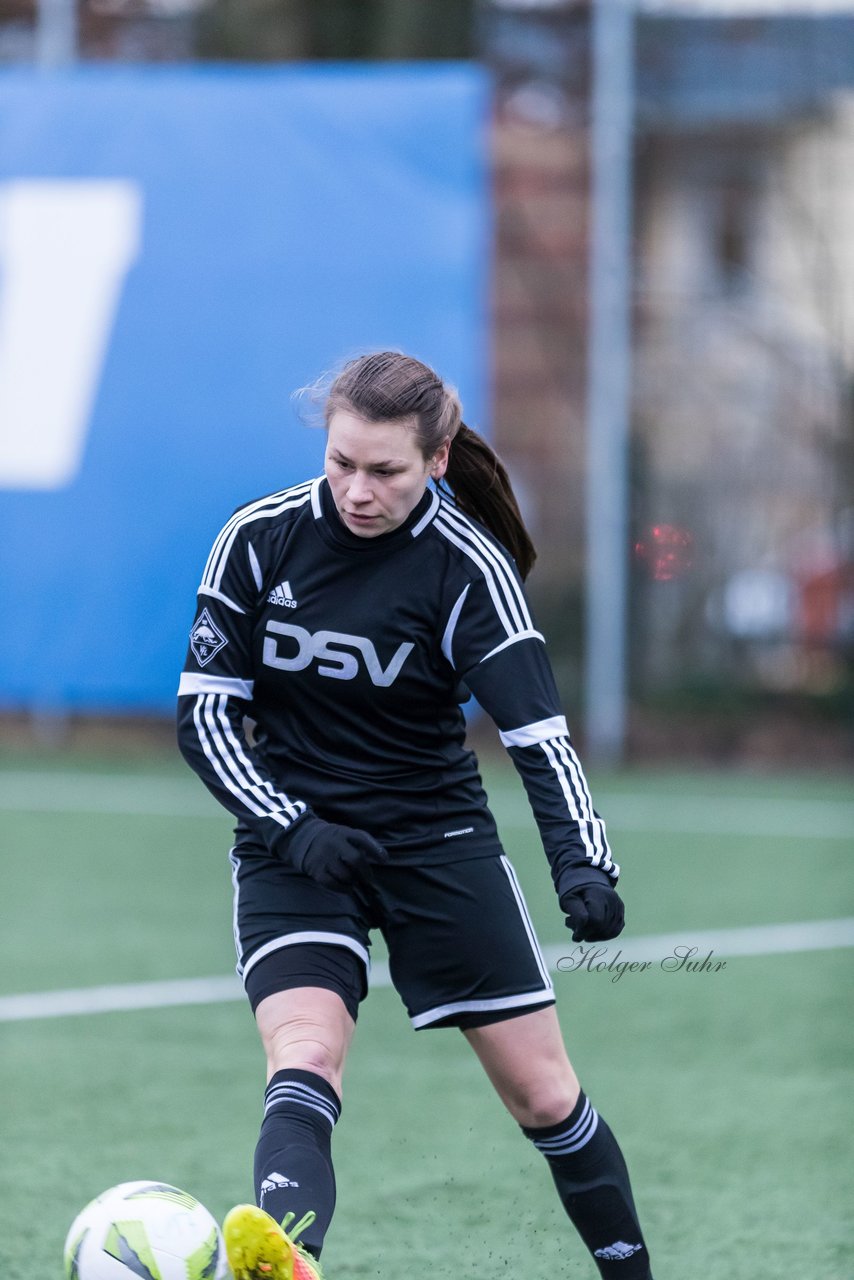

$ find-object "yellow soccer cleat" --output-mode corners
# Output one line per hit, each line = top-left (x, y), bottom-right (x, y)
(223, 1205), (323, 1280)
(279, 1213), (323, 1280)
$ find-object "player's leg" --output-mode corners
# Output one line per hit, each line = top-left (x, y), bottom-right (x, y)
(464, 1004), (653, 1279)
(241, 944), (367, 1259)
(229, 833), (372, 1267)
(225, 982), (356, 1280)
(256, 979), (356, 1090)
(463, 1002), (580, 1126)
(379, 852), (653, 1276)
(253, 982), (355, 1245)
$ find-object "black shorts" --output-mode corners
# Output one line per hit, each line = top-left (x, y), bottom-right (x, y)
(229, 836), (555, 1030)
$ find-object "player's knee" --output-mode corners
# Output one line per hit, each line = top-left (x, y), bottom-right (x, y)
(264, 1023), (341, 1078)
(262, 1019), (346, 1091)
(509, 1080), (581, 1130)
(255, 987), (353, 1092)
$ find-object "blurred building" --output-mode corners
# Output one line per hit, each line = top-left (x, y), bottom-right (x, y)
(631, 15), (854, 722)
(483, 3), (854, 749)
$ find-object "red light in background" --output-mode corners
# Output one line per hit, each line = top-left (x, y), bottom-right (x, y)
(634, 523), (694, 581)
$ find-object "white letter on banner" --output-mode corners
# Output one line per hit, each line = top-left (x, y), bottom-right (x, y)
(0, 180), (142, 490)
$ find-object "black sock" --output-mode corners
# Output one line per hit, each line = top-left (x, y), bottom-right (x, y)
(254, 1068), (341, 1259)
(522, 1091), (652, 1279)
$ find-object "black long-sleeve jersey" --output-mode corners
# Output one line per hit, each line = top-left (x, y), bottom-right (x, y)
(177, 477), (618, 900)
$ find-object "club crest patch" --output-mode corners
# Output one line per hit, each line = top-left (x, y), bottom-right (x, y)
(190, 608), (227, 667)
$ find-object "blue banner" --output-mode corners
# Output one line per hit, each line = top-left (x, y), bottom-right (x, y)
(0, 65), (489, 712)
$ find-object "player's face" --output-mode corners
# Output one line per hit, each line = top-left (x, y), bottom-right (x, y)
(325, 410), (449, 538)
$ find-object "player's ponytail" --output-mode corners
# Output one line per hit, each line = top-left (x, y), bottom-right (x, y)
(438, 424), (536, 580)
(325, 351), (537, 580)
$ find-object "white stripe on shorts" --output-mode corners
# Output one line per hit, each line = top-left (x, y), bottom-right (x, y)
(238, 931), (371, 982)
(500, 855), (554, 991)
(411, 988), (554, 1031)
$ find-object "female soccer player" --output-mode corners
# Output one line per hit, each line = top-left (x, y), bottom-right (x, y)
(177, 351), (654, 1280)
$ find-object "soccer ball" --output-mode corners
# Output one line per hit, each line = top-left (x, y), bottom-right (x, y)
(64, 1180), (229, 1280)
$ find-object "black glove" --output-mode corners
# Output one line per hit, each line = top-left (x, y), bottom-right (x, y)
(291, 820), (388, 891)
(560, 883), (625, 942)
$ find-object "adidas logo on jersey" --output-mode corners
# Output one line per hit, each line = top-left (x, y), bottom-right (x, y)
(268, 580), (298, 608)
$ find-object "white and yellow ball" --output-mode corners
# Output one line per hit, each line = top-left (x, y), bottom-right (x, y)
(64, 1180), (228, 1280)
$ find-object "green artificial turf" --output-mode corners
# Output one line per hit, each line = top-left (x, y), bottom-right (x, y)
(1, 750), (852, 1278)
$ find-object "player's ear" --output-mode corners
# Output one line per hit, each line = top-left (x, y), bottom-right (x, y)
(430, 437), (450, 481)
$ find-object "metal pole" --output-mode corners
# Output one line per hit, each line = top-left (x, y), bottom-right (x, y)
(35, 0), (78, 68)
(584, 0), (635, 765)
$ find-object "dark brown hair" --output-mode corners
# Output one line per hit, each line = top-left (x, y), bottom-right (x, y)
(325, 351), (536, 578)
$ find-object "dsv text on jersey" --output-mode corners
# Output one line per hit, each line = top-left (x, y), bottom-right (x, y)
(262, 621), (414, 687)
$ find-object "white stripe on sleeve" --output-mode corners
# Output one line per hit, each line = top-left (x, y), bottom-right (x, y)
(480, 630), (545, 664)
(435, 517), (516, 637)
(499, 715), (569, 748)
(410, 489), (440, 537)
(202, 480), (314, 595)
(441, 584), (471, 668)
(247, 540), (263, 592)
(540, 737), (603, 869)
(501, 723), (614, 874)
(178, 673), (254, 699)
(192, 696), (271, 820)
(555, 737), (613, 873)
(192, 694), (304, 828)
(437, 501), (533, 631)
(212, 696), (303, 823)
(196, 585), (245, 614)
